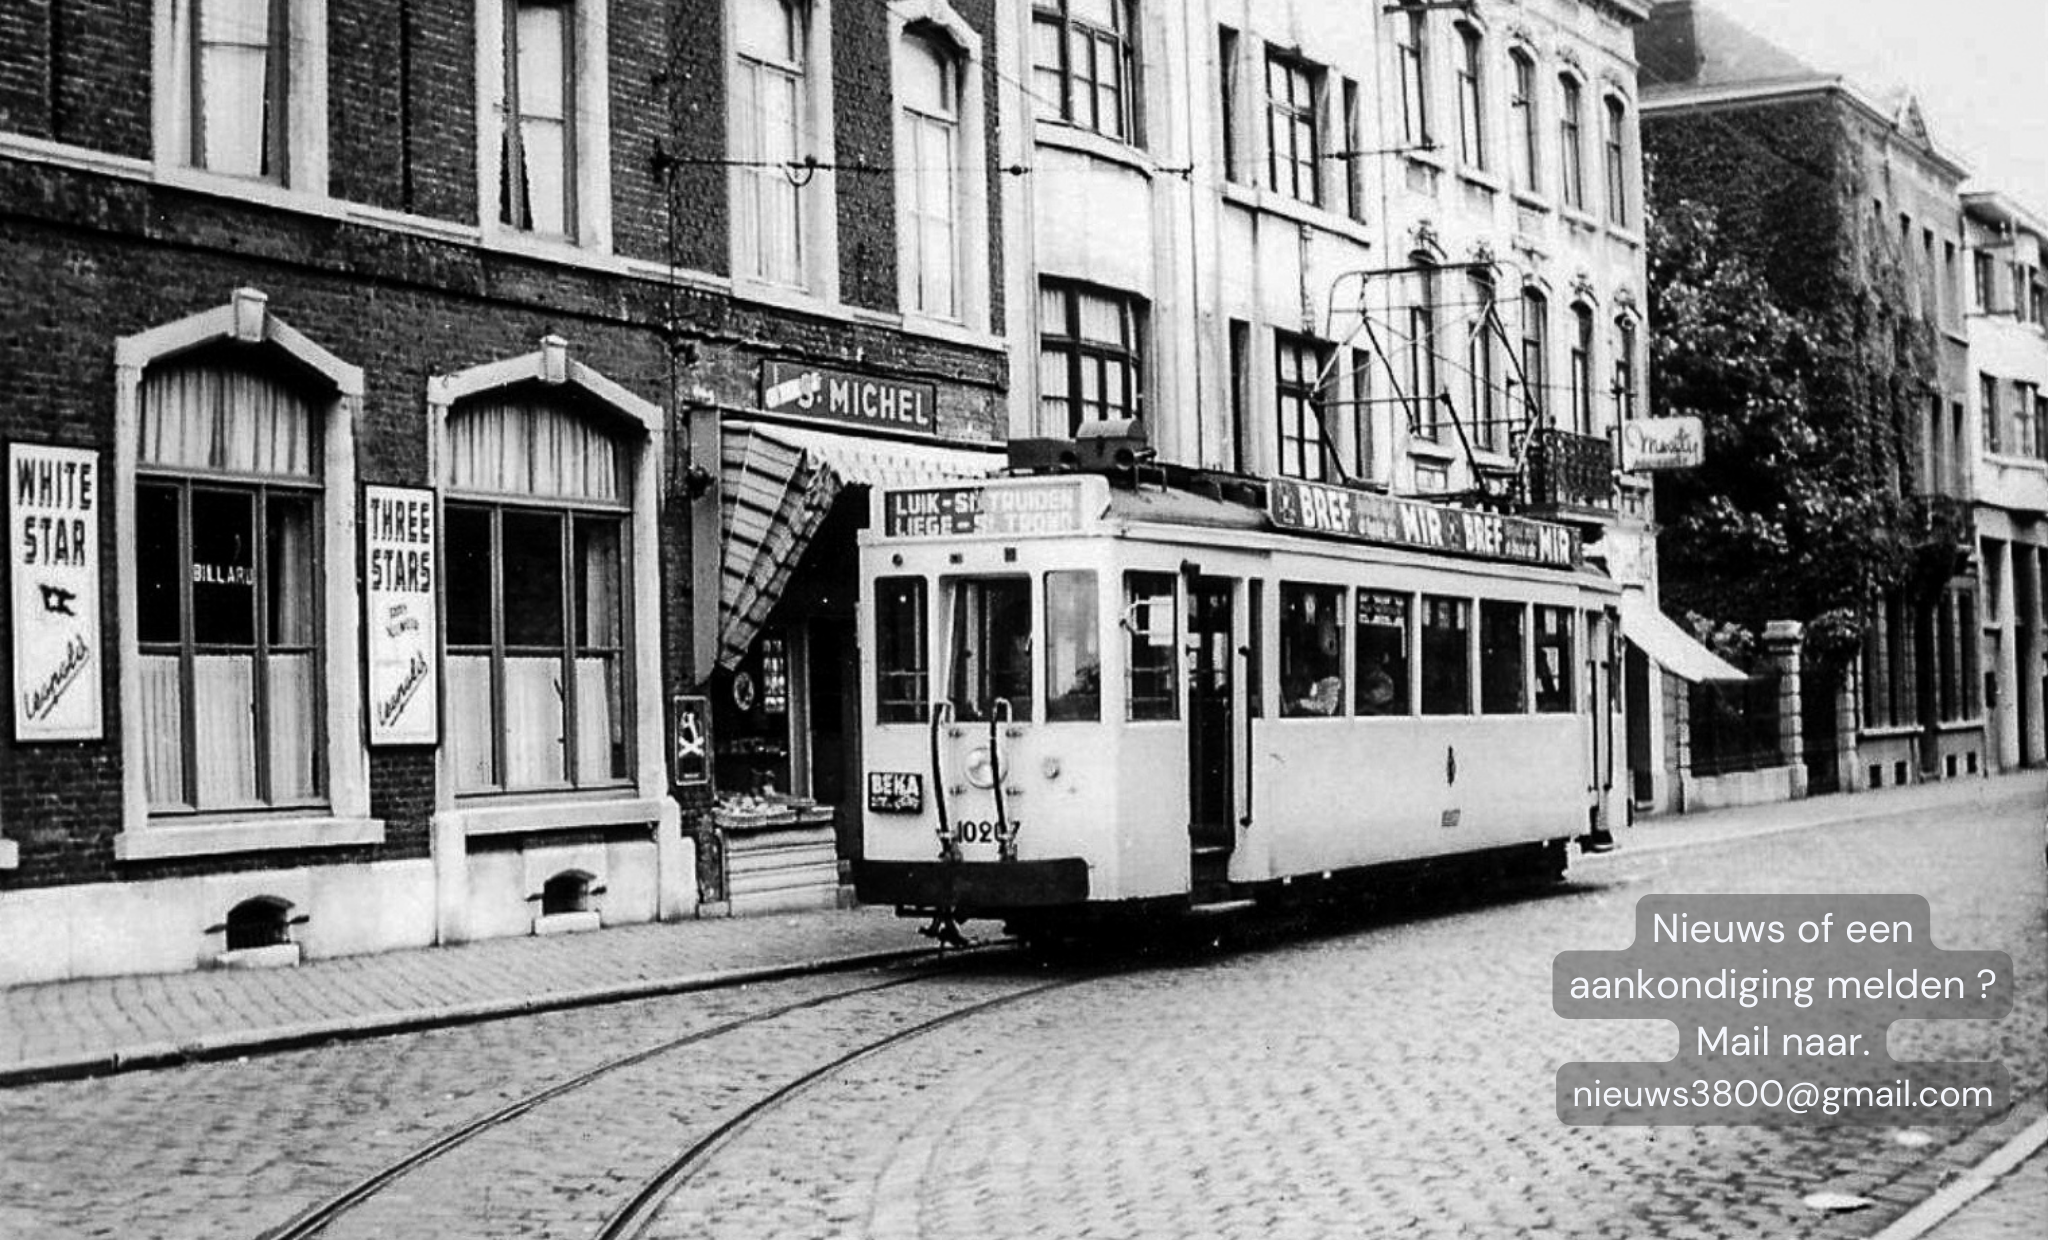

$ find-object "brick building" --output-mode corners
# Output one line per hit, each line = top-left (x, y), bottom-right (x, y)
(0, 0), (1008, 983)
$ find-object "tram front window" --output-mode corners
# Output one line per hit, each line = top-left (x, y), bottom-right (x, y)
(1045, 571), (1101, 721)
(875, 576), (930, 723)
(947, 578), (1033, 721)
(1421, 595), (1472, 715)
(1281, 582), (1346, 718)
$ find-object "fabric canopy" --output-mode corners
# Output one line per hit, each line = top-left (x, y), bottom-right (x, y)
(716, 422), (1003, 669)
(1618, 592), (1750, 683)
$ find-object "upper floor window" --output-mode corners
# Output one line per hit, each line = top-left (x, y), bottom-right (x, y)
(899, 31), (962, 320)
(1558, 76), (1585, 211)
(1520, 288), (1549, 423)
(1569, 303), (1595, 434)
(1613, 316), (1638, 423)
(1455, 26), (1485, 170)
(734, 0), (810, 286)
(1466, 271), (1500, 450)
(1981, 372), (2002, 453)
(1508, 50), (1538, 193)
(1397, 11), (1430, 150)
(1265, 53), (1320, 205)
(500, 0), (576, 236)
(1040, 282), (1143, 434)
(1973, 250), (1995, 312)
(1602, 95), (1628, 224)
(1276, 332), (1333, 481)
(161, 0), (325, 188)
(1408, 265), (1442, 440)
(2015, 382), (2039, 458)
(1032, 0), (1138, 143)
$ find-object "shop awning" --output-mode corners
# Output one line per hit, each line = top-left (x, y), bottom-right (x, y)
(1618, 592), (1750, 683)
(717, 422), (1004, 670)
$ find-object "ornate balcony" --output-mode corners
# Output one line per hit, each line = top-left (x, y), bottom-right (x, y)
(1525, 427), (1617, 515)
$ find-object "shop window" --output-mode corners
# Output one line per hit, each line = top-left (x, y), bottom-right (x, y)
(1045, 571), (1101, 722)
(1124, 572), (1177, 720)
(1420, 595), (1471, 715)
(1480, 601), (1526, 715)
(1354, 590), (1409, 716)
(875, 576), (930, 723)
(1534, 605), (1574, 713)
(445, 397), (631, 793)
(1280, 583), (1345, 718)
(947, 578), (1032, 722)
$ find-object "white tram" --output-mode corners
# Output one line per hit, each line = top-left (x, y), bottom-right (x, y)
(854, 468), (1623, 932)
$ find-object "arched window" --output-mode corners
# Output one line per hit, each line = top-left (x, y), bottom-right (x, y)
(1466, 269), (1499, 450)
(1613, 315), (1638, 423)
(1520, 288), (1548, 423)
(1508, 49), (1538, 193)
(1455, 25), (1485, 169)
(1570, 302), (1596, 435)
(733, 0), (809, 286)
(900, 30), (962, 319)
(1558, 75), (1585, 211)
(1408, 260), (1442, 440)
(1603, 95), (1629, 225)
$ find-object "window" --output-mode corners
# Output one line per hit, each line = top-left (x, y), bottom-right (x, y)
(1397, 10), (1430, 150)
(1480, 601), (1526, 715)
(498, 1), (575, 236)
(734, 0), (809, 286)
(136, 361), (323, 812)
(1229, 319), (1252, 472)
(1467, 271), (1499, 451)
(1045, 570), (1101, 722)
(1602, 96), (1627, 224)
(900, 31), (961, 320)
(1974, 250), (1995, 311)
(1280, 583), (1345, 718)
(1039, 282), (1143, 434)
(1276, 332), (1332, 481)
(1218, 27), (1241, 181)
(2038, 392), (2048, 462)
(1945, 241), (1960, 324)
(1455, 26), (1484, 169)
(875, 576), (929, 722)
(1520, 288), (1548, 423)
(1982, 373), (2003, 454)
(1348, 346), (1374, 477)
(944, 577), (1032, 722)
(445, 400), (632, 793)
(1508, 50), (1537, 194)
(1558, 76), (1585, 211)
(1031, 0), (1137, 142)
(1569, 303), (1594, 434)
(186, 0), (290, 180)
(1613, 316), (1638, 423)
(1354, 590), (1410, 715)
(1342, 78), (1367, 221)
(1534, 605), (1573, 713)
(2016, 382), (2039, 458)
(1265, 53), (1320, 205)
(1408, 264), (1442, 439)
(1420, 595), (1471, 715)
(1124, 572), (1177, 720)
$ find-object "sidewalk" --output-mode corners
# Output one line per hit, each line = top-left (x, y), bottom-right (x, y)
(0, 770), (2039, 1088)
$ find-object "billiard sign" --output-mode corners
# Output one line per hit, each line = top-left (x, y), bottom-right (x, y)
(10, 443), (103, 741)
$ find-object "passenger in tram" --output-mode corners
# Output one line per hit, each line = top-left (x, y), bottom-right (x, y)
(1293, 673), (1343, 716)
(1358, 656), (1398, 714)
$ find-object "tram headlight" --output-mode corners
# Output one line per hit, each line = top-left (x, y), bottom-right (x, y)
(964, 746), (997, 789)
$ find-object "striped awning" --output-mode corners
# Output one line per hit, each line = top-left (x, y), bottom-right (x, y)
(716, 422), (1003, 669)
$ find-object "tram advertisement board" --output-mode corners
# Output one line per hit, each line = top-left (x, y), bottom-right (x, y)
(760, 360), (938, 436)
(881, 482), (1086, 539)
(10, 443), (103, 741)
(364, 485), (438, 746)
(1268, 477), (1579, 569)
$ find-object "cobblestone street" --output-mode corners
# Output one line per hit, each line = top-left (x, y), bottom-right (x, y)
(1, 779), (2040, 1239)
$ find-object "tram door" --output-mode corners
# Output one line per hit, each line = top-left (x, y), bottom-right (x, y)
(1188, 577), (1236, 890)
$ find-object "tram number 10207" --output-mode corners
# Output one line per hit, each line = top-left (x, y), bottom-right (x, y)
(950, 820), (1017, 845)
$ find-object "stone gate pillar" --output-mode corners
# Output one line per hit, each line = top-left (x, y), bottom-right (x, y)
(1764, 620), (1807, 799)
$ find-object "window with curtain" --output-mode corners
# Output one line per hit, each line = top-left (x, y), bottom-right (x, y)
(1603, 95), (1628, 224)
(1455, 25), (1484, 169)
(1467, 270), (1499, 450)
(445, 396), (632, 794)
(1039, 281), (1143, 434)
(1558, 76), (1585, 211)
(1521, 288), (1548, 423)
(1265, 52), (1319, 205)
(900, 31), (961, 320)
(1275, 332), (1333, 481)
(189, 0), (291, 180)
(1031, 0), (1138, 142)
(733, 0), (808, 286)
(137, 360), (323, 814)
(1570, 303), (1594, 434)
(500, 0), (576, 236)
(1508, 50), (1537, 193)
(1397, 10), (1429, 150)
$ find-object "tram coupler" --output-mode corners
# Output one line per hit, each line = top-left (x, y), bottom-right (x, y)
(920, 909), (970, 949)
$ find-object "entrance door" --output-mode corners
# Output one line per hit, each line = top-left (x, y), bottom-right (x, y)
(1188, 577), (1235, 892)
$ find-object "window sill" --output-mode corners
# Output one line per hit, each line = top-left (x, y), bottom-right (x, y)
(115, 815), (386, 861)
(153, 163), (340, 219)
(1217, 182), (1375, 249)
(1455, 166), (1504, 195)
(481, 224), (613, 265)
(1605, 221), (1644, 248)
(1559, 206), (1602, 233)
(1984, 453), (2048, 472)
(1407, 439), (1459, 462)
(1858, 724), (1926, 741)
(899, 310), (1005, 353)
(1033, 122), (1152, 176)
(448, 794), (669, 839)
(1511, 189), (1552, 214)
(1404, 146), (1448, 174)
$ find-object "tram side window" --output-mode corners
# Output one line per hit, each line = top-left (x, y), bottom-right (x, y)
(1534, 605), (1574, 713)
(1354, 589), (1410, 715)
(1480, 600), (1527, 714)
(1045, 570), (1101, 721)
(875, 576), (929, 723)
(948, 578), (1033, 721)
(1123, 573), (1178, 720)
(1280, 582), (1346, 717)
(1420, 595), (1471, 715)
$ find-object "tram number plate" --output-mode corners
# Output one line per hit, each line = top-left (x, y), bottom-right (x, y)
(951, 820), (1017, 846)
(867, 772), (924, 813)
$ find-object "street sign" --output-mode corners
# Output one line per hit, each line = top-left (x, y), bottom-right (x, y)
(1620, 417), (1706, 472)
(760, 360), (938, 435)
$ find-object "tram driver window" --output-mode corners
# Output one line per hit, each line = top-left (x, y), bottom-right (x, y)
(947, 578), (1033, 721)
(1534, 605), (1574, 713)
(1353, 589), (1410, 715)
(875, 576), (929, 723)
(1045, 570), (1101, 721)
(1480, 601), (1528, 714)
(1420, 595), (1472, 715)
(1280, 582), (1346, 717)
(1123, 572), (1179, 720)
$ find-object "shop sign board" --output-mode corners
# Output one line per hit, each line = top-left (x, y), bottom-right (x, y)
(881, 482), (1086, 539)
(364, 485), (438, 746)
(760, 360), (938, 435)
(673, 694), (712, 788)
(11, 444), (103, 741)
(1268, 477), (1579, 569)
(1620, 417), (1706, 472)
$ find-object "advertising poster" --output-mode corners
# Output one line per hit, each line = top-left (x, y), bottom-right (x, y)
(364, 484), (438, 746)
(10, 443), (102, 741)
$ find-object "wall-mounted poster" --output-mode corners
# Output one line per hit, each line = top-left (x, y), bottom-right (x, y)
(11, 444), (103, 741)
(365, 485), (439, 746)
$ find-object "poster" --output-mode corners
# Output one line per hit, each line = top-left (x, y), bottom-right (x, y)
(10, 444), (103, 741)
(364, 485), (438, 746)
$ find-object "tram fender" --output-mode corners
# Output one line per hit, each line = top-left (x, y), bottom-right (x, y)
(855, 859), (1091, 909)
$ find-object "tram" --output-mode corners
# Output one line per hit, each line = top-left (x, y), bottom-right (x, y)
(853, 459), (1622, 935)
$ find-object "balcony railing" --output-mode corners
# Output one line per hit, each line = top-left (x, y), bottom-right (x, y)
(1525, 426), (1616, 513)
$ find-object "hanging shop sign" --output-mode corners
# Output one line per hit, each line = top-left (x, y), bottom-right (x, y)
(1268, 477), (1580, 569)
(673, 694), (712, 788)
(10, 444), (103, 741)
(759, 360), (938, 435)
(364, 485), (438, 746)
(1620, 417), (1706, 472)
(880, 481), (1087, 539)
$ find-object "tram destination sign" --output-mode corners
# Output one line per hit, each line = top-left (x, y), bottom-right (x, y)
(1268, 478), (1580, 569)
(882, 482), (1086, 539)
(760, 360), (938, 435)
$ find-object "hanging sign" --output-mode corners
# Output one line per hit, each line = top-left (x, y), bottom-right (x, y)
(11, 444), (103, 741)
(673, 694), (712, 788)
(1268, 477), (1580, 569)
(364, 485), (438, 746)
(760, 360), (938, 435)
(1620, 417), (1706, 472)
